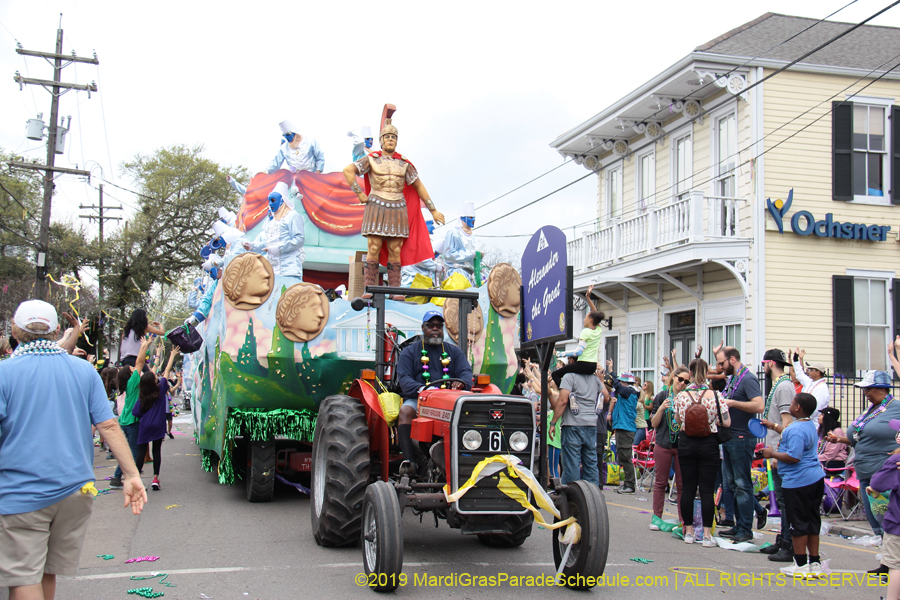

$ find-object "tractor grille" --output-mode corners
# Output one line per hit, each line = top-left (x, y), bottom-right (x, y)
(453, 398), (535, 513)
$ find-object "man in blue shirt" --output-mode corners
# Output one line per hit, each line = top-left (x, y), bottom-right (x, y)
(0, 301), (147, 598)
(606, 363), (639, 494)
(396, 311), (472, 477)
(762, 392), (826, 580)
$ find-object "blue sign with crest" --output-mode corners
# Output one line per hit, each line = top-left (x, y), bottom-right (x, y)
(520, 226), (572, 346)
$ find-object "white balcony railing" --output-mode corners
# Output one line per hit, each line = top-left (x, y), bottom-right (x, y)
(567, 190), (747, 273)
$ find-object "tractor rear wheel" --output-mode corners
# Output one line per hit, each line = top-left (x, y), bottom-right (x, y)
(552, 480), (609, 589)
(361, 481), (404, 592)
(246, 440), (275, 503)
(477, 512), (534, 547)
(311, 394), (370, 547)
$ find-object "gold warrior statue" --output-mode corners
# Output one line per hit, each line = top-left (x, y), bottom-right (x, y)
(343, 105), (445, 299)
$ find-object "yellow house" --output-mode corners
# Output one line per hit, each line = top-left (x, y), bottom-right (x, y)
(551, 12), (900, 395)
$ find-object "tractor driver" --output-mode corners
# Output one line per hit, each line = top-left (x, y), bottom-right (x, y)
(396, 310), (473, 477)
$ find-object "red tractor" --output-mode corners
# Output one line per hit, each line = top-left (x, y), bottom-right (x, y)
(310, 286), (609, 592)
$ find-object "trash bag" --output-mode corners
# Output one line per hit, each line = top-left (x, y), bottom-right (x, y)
(651, 514), (679, 532)
(165, 323), (204, 353)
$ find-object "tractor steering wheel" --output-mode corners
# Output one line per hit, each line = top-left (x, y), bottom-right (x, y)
(420, 377), (470, 393)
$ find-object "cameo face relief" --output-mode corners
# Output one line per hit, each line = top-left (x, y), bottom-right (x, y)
(442, 297), (484, 344)
(487, 263), (522, 318)
(222, 253), (275, 310)
(276, 282), (329, 343)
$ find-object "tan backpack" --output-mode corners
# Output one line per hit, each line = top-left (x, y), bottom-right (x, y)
(683, 391), (711, 438)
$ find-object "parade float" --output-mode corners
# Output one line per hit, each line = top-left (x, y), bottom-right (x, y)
(191, 109), (521, 501)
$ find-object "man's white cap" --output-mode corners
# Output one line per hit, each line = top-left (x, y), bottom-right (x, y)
(279, 120), (296, 135)
(218, 207), (237, 227)
(461, 202), (475, 217)
(14, 300), (58, 332)
(212, 221), (244, 245)
(361, 126), (372, 138)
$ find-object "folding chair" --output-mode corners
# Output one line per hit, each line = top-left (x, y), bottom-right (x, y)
(632, 430), (656, 492)
(839, 470), (864, 521)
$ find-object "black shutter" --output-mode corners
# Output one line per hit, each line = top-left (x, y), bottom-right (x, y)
(833, 275), (855, 376)
(833, 101), (853, 201)
(892, 106), (900, 204)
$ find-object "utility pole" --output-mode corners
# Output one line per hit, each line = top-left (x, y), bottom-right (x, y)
(10, 18), (98, 299)
(80, 184), (120, 361)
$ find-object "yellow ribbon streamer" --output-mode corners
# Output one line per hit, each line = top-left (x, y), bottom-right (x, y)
(443, 454), (576, 531)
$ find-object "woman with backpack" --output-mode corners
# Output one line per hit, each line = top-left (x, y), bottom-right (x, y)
(673, 358), (731, 547)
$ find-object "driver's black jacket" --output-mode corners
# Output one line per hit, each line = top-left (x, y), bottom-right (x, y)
(397, 338), (473, 401)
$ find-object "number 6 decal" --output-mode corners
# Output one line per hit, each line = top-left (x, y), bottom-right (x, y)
(489, 431), (502, 452)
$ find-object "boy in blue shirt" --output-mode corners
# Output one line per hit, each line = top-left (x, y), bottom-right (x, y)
(762, 392), (826, 580)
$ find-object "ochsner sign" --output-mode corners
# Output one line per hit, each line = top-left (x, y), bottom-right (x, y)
(767, 189), (892, 241)
(520, 226), (571, 345)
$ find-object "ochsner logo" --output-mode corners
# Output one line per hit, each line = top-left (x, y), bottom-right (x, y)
(765, 189), (792, 234)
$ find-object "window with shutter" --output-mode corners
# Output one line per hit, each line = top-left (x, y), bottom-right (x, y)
(833, 275), (855, 375)
(833, 101), (853, 201)
(893, 107), (900, 205)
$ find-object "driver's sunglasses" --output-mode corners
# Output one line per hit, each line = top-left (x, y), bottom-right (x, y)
(676, 376), (691, 384)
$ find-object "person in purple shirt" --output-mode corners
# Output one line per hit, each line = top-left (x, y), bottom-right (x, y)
(868, 418), (900, 600)
(133, 346), (180, 491)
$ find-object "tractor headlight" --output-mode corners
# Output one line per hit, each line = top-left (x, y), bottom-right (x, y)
(509, 431), (529, 452)
(462, 430), (483, 451)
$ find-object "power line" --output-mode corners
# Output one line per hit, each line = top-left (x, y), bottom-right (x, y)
(476, 159), (572, 211)
(0, 179), (47, 232)
(634, 0), (861, 126)
(606, 46), (900, 222)
(478, 172), (595, 229)
(99, 178), (155, 202)
(480, 2), (900, 230)
(95, 65), (116, 185)
(0, 219), (39, 248)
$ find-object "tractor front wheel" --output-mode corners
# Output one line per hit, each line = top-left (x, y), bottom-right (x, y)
(361, 481), (404, 592)
(552, 480), (609, 589)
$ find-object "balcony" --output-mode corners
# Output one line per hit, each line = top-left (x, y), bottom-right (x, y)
(568, 190), (750, 275)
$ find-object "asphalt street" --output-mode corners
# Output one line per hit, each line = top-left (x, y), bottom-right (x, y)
(2, 416), (882, 599)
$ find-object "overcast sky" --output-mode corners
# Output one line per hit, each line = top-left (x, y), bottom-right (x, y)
(3, 0), (900, 261)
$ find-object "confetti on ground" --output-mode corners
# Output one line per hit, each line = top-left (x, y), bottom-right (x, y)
(125, 556), (160, 563)
(96, 554), (114, 560)
(630, 557), (653, 564)
(97, 489), (117, 495)
(94, 465), (110, 469)
(639, 510), (650, 514)
(104, 476), (112, 480)
(199, 595), (213, 599)
(165, 505), (181, 510)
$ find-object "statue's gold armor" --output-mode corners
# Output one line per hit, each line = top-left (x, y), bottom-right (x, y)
(354, 151), (418, 238)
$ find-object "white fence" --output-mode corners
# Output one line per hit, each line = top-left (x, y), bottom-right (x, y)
(568, 191), (747, 272)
